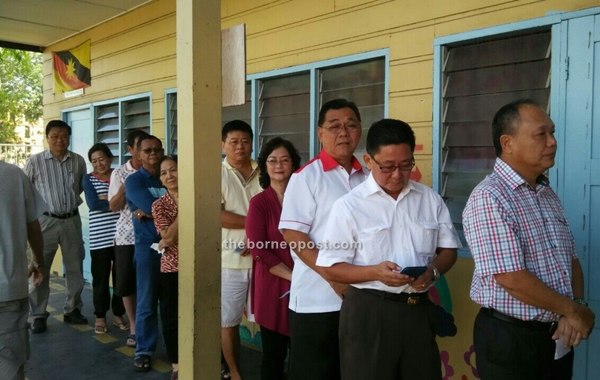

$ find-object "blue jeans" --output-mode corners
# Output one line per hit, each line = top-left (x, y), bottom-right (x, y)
(133, 244), (160, 357)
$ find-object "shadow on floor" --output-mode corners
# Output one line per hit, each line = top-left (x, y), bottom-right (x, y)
(25, 276), (262, 380)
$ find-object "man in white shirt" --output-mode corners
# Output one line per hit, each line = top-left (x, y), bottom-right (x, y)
(279, 99), (367, 380)
(220, 120), (262, 380)
(317, 118), (461, 380)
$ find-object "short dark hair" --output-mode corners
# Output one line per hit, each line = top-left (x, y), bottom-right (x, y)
(366, 119), (415, 156)
(87, 143), (114, 162)
(45, 120), (71, 136)
(222, 120), (253, 142)
(317, 99), (361, 126)
(492, 99), (541, 157)
(257, 137), (302, 189)
(126, 129), (150, 149)
(136, 134), (162, 150)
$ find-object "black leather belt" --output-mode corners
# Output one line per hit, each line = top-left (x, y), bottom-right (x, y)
(481, 308), (557, 333)
(360, 288), (429, 305)
(43, 209), (79, 219)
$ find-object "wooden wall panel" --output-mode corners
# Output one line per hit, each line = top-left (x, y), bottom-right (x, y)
(389, 59), (434, 93)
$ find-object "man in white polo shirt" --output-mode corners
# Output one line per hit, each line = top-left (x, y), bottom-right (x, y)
(279, 99), (367, 380)
(221, 120), (262, 380)
(317, 119), (460, 380)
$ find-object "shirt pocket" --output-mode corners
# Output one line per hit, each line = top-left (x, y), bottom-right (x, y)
(357, 225), (391, 264)
(548, 216), (574, 254)
(410, 222), (439, 261)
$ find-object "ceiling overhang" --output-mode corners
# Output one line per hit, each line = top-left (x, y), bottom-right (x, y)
(0, 0), (154, 51)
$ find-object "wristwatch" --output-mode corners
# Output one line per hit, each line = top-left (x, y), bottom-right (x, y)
(428, 264), (440, 282)
(31, 261), (43, 269)
(574, 298), (588, 307)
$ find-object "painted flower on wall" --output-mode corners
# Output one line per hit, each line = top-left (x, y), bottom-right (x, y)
(463, 344), (479, 378)
(441, 350), (455, 380)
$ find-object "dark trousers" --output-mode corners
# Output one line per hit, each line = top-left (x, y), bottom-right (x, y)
(159, 272), (178, 364)
(91, 247), (125, 318)
(474, 308), (574, 380)
(339, 286), (441, 380)
(288, 309), (340, 380)
(260, 325), (290, 380)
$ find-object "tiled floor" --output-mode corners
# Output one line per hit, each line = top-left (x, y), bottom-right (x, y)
(24, 276), (263, 380)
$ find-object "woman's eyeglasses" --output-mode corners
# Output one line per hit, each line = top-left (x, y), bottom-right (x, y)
(266, 158), (292, 166)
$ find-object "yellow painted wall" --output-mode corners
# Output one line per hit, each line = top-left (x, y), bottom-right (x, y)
(42, 0), (599, 377)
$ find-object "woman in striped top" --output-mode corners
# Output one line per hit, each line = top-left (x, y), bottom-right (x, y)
(82, 143), (127, 334)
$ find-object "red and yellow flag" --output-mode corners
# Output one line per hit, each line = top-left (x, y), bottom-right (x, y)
(53, 41), (91, 93)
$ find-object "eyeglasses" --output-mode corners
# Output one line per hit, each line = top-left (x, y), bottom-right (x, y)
(266, 158), (292, 166)
(370, 155), (415, 174)
(226, 139), (251, 146)
(321, 123), (360, 134)
(141, 147), (164, 154)
(48, 134), (69, 141)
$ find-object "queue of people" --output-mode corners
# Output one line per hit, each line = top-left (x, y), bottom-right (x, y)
(0, 97), (594, 380)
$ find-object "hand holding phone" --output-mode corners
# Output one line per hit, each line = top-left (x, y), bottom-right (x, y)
(399, 266), (427, 278)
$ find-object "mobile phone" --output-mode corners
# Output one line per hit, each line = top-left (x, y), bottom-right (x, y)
(399, 266), (427, 278)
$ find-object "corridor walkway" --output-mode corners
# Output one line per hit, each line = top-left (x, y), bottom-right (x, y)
(24, 276), (262, 379)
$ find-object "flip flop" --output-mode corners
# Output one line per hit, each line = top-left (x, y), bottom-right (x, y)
(134, 354), (151, 372)
(126, 334), (137, 347)
(95, 325), (108, 334)
(113, 321), (130, 330)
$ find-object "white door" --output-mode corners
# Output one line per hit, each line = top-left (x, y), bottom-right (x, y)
(64, 108), (94, 283)
(562, 14), (600, 380)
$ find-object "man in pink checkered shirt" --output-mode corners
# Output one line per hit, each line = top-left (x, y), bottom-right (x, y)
(463, 99), (595, 380)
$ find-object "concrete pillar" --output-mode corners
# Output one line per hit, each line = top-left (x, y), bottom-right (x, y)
(176, 0), (221, 377)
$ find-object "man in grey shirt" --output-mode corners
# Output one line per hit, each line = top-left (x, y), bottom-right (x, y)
(24, 120), (88, 333)
(0, 161), (45, 379)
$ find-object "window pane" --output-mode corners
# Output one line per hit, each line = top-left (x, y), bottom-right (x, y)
(446, 32), (551, 71)
(445, 60), (551, 97)
(441, 30), (551, 246)
(95, 103), (120, 166)
(166, 93), (178, 155)
(95, 97), (150, 166)
(259, 74), (310, 163)
(445, 121), (492, 147)
(319, 59), (385, 164)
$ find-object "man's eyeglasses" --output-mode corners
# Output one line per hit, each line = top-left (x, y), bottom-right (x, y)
(48, 135), (69, 141)
(141, 147), (164, 154)
(321, 123), (360, 134)
(370, 155), (415, 174)
(266, 158), (292, 166)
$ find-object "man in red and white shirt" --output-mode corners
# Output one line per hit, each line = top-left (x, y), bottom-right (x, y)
(279, 99), (367, 380)
(463, 100), (595, 379)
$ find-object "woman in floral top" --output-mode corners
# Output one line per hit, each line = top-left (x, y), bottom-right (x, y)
(151, 156), (179, 380)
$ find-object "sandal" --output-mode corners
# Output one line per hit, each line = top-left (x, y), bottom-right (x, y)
(134, 354), (151, 372)
(113, 320), (130, 330)
(95, 324), (108, 334)
(126, 334), (137, 347)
